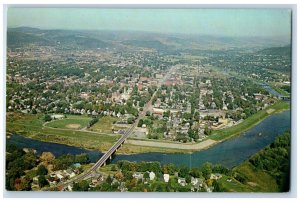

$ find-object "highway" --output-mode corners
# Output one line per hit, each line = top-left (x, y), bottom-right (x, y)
(55, 66), (176, 189)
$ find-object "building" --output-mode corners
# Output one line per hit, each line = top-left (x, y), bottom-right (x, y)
(163, 174), (170, 183)
(149, 171), (156, 180)
(152, 107), (164, 115)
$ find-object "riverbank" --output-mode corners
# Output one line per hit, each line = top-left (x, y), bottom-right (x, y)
(6, 101), (289, 155)
(209, 101), (290, 141)
(116, 101), (289, 153)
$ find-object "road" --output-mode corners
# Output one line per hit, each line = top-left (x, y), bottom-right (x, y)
(55, 66), (176, 189)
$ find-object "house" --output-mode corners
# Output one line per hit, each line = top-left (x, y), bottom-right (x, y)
(149, 172), (156, 181)
(56, 173), (64, 181)
(253, 93), (264, 101)
(73, 163), (81, 168)
(33, 176), (39, 184)
(118, 182), (127, 192)
(152, 107), (164, 115)
(178, 177), (187, 186)
(163, 174), (170, 183)
(191, 177), (198, 186)
(210, 173), (222, 180)
(132, 172), (144, 180)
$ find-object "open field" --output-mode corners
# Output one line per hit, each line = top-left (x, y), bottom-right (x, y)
(6, 113), (185, 154)
(116, 142), (195, 154)
(125, 139), (217, 151)
(46, 115), (92, 129)
(209, 101), (290, 141)
(6, 113), (120, 151)
(88, 116), (118, 133)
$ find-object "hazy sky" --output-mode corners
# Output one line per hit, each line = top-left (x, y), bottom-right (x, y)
(7, 8), (291, 37)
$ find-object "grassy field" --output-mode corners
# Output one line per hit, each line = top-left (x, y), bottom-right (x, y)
(229, 162), (278, 192)
(7, 112), (183, 154)
(6, 113), (120, 151)
(88, 116), (119, 134)
(209, 101), (290, 141)
(46, 115), (92, 129)
(116, 143), (192, 154)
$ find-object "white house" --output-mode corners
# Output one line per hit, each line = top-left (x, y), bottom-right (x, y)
(178, 177), (186, 186)
(210, 173), (222, 180)
(191, 177), (198, 186)
(149, 171), (156, 180)
(163, 174), (170, 183)
(132, 172), (143, 180)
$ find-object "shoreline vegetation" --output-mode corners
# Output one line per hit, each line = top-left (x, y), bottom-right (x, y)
(209, 101), (290, 141)
(6, 101), (289, 155)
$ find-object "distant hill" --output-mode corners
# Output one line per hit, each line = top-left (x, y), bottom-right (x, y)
(122, 39), (172, 50)
(53, 35), (109, 49)
(257, 45), (291, 56)
(7, 27), (109, 49)
(6, 27), (291, 51)
(7, 31), (53, 47)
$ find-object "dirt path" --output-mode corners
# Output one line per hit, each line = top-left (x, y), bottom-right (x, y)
(127, 139), (218, 150)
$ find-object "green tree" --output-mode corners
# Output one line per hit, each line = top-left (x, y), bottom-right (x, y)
(201, 162), (213, 180)
(37, 165), (48, 176)
(44, 114), (52, 122)
(38, 175), (49, 188)
(74, 153), (90, 164)
(127, 117), (135, 124)
(138, 119), (144, 127)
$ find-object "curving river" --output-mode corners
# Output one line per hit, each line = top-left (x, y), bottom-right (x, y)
(7, 109), (290, 168)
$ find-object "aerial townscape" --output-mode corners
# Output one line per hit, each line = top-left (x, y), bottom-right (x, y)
(5, 8), (291, 193)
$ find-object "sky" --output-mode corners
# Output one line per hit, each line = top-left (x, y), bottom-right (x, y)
(7, 7), (291, 37)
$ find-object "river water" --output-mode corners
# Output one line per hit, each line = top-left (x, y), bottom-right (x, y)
(7, 110), (290, 168)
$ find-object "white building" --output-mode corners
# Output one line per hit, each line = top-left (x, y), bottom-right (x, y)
(163, 174), (170, 183)
(149, 171), (156, 180)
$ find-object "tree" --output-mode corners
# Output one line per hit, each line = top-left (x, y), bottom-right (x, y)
(38, 175), (49, 188)
(111, 164), (118, 171)
(73, 180), (89, 191)
(74, 153), (90, 164)
(190, 167), (202, 178)
(162, 163), (177, 175)
(213, 180), (225, 192)
(44, 114), (52, 122)
(32, 108), (37, 114)
(204, 125), (212, 136)
(127, 117), (135, 124)
(201, 162), (212, 180)
(19, 178), (32, 191)
(138, 119), (144, 127)
(37, 165), (48, 176)
(52, 154), (74, 170)
(178, 166), (189, 178)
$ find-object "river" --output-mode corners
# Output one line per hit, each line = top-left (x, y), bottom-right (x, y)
(7, 110), (290, 169)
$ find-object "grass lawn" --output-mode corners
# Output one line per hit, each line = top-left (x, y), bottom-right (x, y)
(209, 101), (290, 141)
(6, 113), (120, 151)
(116, 143), (191, 154)
(230, 162), (278, 192)
(46, 115), (92, 129)
(98, 164), (118, 175)
(217, 175), (253, 192)
(88, 116), (119, 134)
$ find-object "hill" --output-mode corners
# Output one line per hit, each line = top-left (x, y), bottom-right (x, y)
(257, 45), (291, 56)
